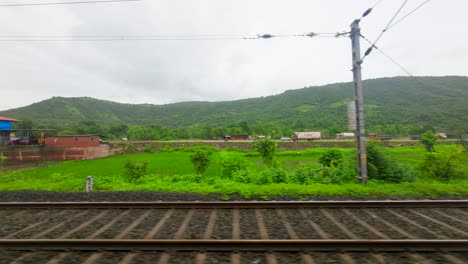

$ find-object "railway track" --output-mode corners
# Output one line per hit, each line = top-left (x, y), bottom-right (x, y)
(1, 200), (467, 263)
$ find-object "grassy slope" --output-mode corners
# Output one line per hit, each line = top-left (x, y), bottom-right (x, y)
(1, 146), (467, 198)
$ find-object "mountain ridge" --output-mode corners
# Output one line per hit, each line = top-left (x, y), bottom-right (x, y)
(1, 76), (467, 136)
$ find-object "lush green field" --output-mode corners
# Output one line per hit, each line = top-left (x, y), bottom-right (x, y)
(1, 144), (467, 198)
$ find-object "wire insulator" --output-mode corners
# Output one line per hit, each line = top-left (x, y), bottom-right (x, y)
(258, 34), (274, 39)
(364, 47), (373, 56)
(362, 8), (372, 17)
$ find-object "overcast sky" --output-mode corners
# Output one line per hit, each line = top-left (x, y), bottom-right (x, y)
(0, 0), (467, 110)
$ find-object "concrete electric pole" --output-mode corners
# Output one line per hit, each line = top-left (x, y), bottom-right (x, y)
(350, 19), (368, 184)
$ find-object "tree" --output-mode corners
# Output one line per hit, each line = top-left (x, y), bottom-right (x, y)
(190, 150), (212, 175)
(252, 138), (277, 166)
(421, 130), (438, 152)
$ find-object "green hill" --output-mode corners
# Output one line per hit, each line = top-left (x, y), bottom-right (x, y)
(2, 76), (468, 137)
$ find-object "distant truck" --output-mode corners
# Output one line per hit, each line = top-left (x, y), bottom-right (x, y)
(336, 132), (355, 140)
(291, 132), (321, 141)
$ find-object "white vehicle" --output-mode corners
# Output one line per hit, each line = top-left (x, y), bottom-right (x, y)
(280, 137), (291, 141)
(336, 132), (355, 140)
(291, 132), (321, 141)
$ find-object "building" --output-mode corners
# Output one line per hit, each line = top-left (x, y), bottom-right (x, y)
(0, 116), (20, 145)
(45, 135), (100, 148)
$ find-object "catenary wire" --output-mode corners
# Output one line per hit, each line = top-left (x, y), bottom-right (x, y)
(371, 0), (385, 9)
(0, 32), (340, 41)
(360, 34), (441, 95)
(360, 34), (415, 77)
(0, 0), (140, 7)
(386, 0), (432, 31)
(372, 0), (409, 47)
(361, 0), (410, 62)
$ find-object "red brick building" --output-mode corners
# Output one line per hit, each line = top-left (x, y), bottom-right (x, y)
(45, 135), (100, 148)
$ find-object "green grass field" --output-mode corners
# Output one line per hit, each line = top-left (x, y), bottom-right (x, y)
(1, 144), (467, 198)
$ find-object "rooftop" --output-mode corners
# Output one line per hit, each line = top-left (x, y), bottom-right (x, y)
(0, 116), (20, 122)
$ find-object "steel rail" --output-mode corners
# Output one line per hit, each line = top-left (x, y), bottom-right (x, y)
(1, 239), (467, 252)
(0, 200), (467, 209)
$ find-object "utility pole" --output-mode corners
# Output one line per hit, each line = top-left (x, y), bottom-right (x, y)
(350, 19), (368, 184)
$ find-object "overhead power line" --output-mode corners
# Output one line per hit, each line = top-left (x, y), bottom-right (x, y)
(0, 0), (140, 7)
(360, 0), (410, 62)
(0, 32), (340, 41)
(360, 34), (415, 77)
(386, 0), (432, 31)
(371, 0), (385, 9)
(372, 0), (409, 47)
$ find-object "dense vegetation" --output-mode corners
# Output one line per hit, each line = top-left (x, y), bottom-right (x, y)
(1, 144), (467, 198)
(2, 76), (467, 139)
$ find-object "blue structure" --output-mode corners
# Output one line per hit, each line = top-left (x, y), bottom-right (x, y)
(0, 116), (20, 145)
(0, 120), (13, 130)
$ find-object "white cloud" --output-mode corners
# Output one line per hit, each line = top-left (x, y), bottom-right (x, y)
(0, 0), (467, 110)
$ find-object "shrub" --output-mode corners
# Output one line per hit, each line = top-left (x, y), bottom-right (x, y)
(0, 155), (6, 165)
(319, 149), (343, 167)
(160, 143), (173, 152)
(123, 160), (148, 182)
(290, 165), (316, 184)
(219, 153), (248, 178)
(252, 138), (277, 166)
(421, 130), (438, 152)
(255, 168), (290, 184)
(190, 150), (212, 175)
(311, 166), (344, 184)
(142, 144), (155, 153)
(231, 170), (254, 183)
(118, 142), (136, 154)
(419, 149), (463, 181)
(367, 144), (416, 183)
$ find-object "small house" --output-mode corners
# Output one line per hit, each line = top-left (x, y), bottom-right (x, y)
(0, 116), (20, 145)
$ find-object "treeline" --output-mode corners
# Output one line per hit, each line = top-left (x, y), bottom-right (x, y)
(13, 119), (447, 141)
(48, 121), (296, 140)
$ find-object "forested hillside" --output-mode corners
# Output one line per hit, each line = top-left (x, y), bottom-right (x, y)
(2, 76), (467, 139)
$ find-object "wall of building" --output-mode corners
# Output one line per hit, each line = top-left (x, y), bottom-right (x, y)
(0, 145), (116, 162)
(45, 136), (100, 148)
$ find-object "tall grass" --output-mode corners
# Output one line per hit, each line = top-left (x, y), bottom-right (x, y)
(0, 145), (467, 197)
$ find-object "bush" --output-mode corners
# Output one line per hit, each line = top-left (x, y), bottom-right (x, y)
(319, 149), (343, 167)
(288, 164), (352, 185)
(142, 144), (155, 153)
(421, 130), (438, 152)
(0, 155), (6, 166)
(255, 168), (290, 184)
(160, 143), (174, 152)
(219, 153), (248, 178)
(290, 165), (316, 184)
(123, 160), (148, 182)
(252, 138), (277, 166)
(190, 150), (212, 175)
(118, 142), (136, 154)
(312, 166), (345, 184)
(231, 170), (254, 183)
(419, 149), (463, 181)
(367, 144), (416, 183)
